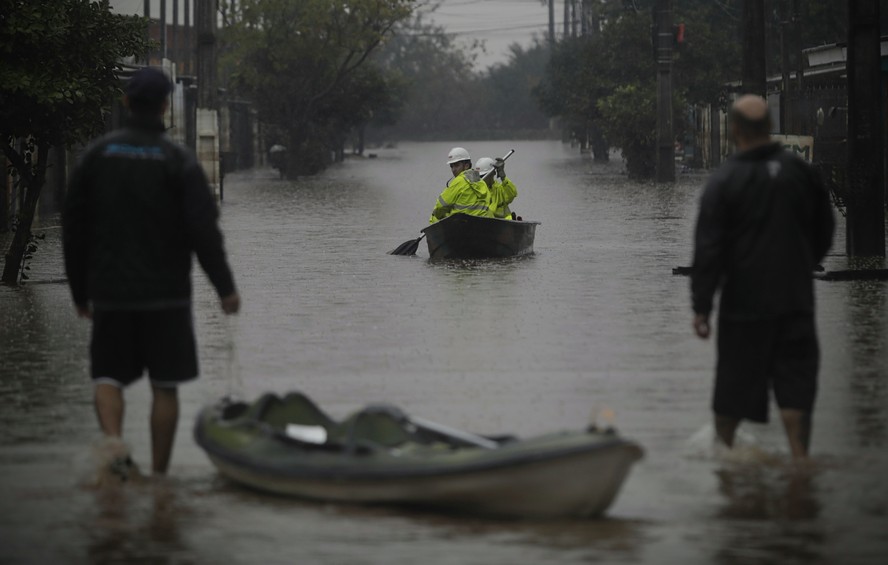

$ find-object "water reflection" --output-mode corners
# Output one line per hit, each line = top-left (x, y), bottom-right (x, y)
(2, 141), (887, 564)
(715, 466), (821, 521)
(845, 281), (888, 448)
(0, 276), (91, 444)
(86, 480), (188, 565)
(714, 465), (825, 565)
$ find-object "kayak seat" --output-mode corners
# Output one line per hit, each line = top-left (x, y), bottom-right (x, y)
(246, 392), (337, 436)
(333, 403), (419, 452)
(220, 399), (250, 420)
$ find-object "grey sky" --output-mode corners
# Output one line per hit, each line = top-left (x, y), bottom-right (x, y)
(420, 0), (556, 70)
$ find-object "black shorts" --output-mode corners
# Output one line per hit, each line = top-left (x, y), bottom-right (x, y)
(713, 313), (819, 423)
(91, 307), (198, 388)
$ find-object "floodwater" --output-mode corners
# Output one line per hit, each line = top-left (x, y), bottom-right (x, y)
(1, 140), (886, 564)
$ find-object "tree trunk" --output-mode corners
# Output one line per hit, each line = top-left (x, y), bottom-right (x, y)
(0, 168), (8, 233)
(591, 127), (610, 162)
(2, 144), (48, 285)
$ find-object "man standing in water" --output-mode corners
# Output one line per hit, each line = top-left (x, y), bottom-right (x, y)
(63, 67), (240, 476)
(429, 146), (493, 223)
(690, 94), (834, 460)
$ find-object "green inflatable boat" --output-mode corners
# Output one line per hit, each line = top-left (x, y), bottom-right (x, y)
(194, 392), (643, 518)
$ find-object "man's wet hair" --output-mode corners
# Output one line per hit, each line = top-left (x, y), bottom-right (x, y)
(729, 105), (772, 140)
(126, 67), (172, 116)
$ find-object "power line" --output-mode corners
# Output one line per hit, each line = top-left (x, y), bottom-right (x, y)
(404, 22), (549, 36)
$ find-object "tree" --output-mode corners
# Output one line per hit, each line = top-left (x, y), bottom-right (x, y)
(479, 42), (551, 133)
(534, 35), (613, 160)
(219, 0), (413, 177)
(0, 0), (149, 285)
(316, 64), (407, 159)
(535, 1), (740, 178)
(369, 11), (553, 142)
(368, 8), (483, 141)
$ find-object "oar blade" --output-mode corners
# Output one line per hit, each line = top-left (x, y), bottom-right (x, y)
(388, 236), (423, 256)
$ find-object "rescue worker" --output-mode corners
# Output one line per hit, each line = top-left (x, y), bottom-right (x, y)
(474, 156), (518, 220)
(429, 147), (493, 223)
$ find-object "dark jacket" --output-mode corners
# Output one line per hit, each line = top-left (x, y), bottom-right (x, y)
(63, 115), (235, 310)
(691, 142), (834, 320)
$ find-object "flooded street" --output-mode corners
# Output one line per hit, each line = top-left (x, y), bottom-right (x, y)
(1, 140), (886, 564)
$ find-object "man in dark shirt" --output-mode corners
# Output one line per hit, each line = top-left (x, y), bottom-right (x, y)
(691, 94), (834, 460)
(63, 67), (240, 476)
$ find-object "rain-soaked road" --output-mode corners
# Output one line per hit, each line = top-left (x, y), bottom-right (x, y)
(1, 140), (886, 564)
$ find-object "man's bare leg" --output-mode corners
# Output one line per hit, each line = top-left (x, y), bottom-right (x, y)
(150, 385), (179, 475)
(779, 408), (812, 460)
(715, 414), (741, 448)
(95, 383), (124, 437)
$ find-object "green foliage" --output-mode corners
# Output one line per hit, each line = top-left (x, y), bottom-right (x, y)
(368, 9), (551, 141)
(0, 0), (150, 285)
(369, 9), (483, 139)
(535, 1), (739, 178)
(597, 84), (656, 178)
(0, 0), (149, 147)
(480, 43), (552, 132)
(219, 0), (413, 176)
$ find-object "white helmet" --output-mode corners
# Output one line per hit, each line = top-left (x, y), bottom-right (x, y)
(474, 157), (496, 178)
(447, 147), (471, 164)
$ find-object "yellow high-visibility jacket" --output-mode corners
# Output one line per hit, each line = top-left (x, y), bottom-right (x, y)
(489, 177), (518, 219)
(429, 170), (494, 223)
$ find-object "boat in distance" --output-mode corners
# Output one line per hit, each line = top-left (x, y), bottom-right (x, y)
(194, 392), (643, 519)
(421, 213), (541, 259)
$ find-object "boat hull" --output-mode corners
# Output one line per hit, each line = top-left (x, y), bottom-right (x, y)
(421, 214), (540, 259)
(194, 395), (642, 519)
(204, 440), (640, 518)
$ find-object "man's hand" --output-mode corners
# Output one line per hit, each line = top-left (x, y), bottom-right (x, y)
(75, 304), (92, 319)
(494, 157), (505, 178)
(221, 292), (241, 314)
(693, 313), (711, 339)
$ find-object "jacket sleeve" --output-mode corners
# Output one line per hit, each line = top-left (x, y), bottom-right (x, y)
(430, 179), (458, 222)
(62, 152), (91, 307)
(499, 178), (517, 205)
(691, 172), (728, 315)
(808, 167), (835, 265)
(181, 156), (237, 298)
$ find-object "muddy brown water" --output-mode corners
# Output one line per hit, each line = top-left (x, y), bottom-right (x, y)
(1, 141), (886, 564)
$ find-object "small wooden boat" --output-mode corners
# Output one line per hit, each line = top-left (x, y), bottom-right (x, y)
(421, 214), (540, 259)
(194, 392), (643, 519)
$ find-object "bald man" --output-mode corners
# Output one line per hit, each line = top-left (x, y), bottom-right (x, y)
(690, 94), (835, 460)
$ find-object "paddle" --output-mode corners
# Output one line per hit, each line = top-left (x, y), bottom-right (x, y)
(388, 233), (426, 256)
(388, 149), (516, 256)
(409, 416), (500, 450)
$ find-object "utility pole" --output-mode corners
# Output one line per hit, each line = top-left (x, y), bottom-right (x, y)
(563, 0), (569, 40)
(741, 0), (766, 97)
(143, 0), (151, 64)
(571, 0), (577, 38)
(548, 0), (555, 46)
(184, 0), (192, 74)
(846, 0), (886, 258)
(172, 0), (178, 65)
(580, 0), (587, 36)
(792, 0), (803, 93)
(779, 0), (791, 133)
(160, 0), (167, 60)
(195, 0), (220, 197)
(196, 0), (217, 109)
(655, 0), (674, 183)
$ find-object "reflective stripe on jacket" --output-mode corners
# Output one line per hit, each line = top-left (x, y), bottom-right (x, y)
(490, 177), (517, 219)
(429, 170), (494, 223)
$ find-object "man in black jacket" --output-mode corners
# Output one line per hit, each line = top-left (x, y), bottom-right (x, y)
(63, 67), (240, 476)
(691, 94), (834, 460)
